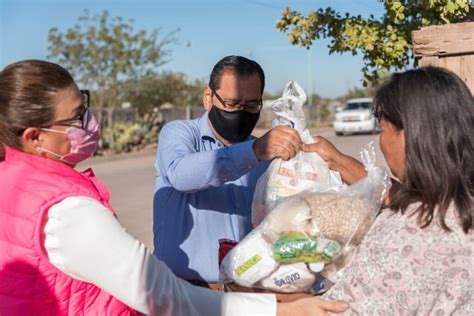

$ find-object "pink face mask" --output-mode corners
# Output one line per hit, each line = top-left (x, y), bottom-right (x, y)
(37, 113), (100, 165)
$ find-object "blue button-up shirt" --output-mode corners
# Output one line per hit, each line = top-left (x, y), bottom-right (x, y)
(153, 112), (269, 282)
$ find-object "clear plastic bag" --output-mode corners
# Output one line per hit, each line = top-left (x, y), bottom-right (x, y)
(251, 81), (342, 226)
(220, 142), (391, 293)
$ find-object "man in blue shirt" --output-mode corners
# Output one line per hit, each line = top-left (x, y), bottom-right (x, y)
(153, 55), (302, 286)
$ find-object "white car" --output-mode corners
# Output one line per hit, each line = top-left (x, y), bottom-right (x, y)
(333, 97), (379, 136)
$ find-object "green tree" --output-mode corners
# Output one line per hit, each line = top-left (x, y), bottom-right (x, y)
(185, 78), (207, 106)
(47, 10), (177, 127)
(263, 90), (283, 101)
(318, 103), (331, 123)
(122, 72), (206, 116)
(307, 93), (325, 107)
(277, 0), (473, 85)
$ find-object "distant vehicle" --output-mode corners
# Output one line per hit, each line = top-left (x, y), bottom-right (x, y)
(333, 97), (379, 136)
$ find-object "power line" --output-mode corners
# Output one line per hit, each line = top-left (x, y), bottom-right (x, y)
(246, 0), (282, 11)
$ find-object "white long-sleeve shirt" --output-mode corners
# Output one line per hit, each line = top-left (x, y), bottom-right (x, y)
(43, 196), (276, 315)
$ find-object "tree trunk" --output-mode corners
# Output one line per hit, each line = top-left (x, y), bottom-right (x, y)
(105, 88), (118, 129)
(95, 87), (106, 149)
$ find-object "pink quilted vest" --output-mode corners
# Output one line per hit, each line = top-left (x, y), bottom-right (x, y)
(0, 147), (139, 315)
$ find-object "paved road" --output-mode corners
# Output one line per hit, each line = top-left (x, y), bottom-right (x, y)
(81, 128), (388, 250)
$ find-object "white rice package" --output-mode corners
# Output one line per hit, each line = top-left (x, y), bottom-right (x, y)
(259, 262), (315, 293)
(219, 230), (278, 287)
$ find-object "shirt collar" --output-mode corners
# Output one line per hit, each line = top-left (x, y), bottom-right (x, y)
(198, 111), (216, 140)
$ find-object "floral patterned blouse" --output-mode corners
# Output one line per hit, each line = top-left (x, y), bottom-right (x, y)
(324, 203), (473, 315)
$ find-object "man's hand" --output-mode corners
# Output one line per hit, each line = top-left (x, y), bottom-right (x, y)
(253, 126), (302, 161)
(277, 297), (349, 316)
(302, 136), (366, 185)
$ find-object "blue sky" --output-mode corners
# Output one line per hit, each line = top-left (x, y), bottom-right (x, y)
(0, 0), (385, 98)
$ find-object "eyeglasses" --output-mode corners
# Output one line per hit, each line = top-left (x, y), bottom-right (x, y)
(48, 90), (91, 129)
(212, 90), (262, 113)
(16, 90), (91, 136)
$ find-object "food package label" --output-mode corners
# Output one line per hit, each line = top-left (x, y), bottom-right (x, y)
(272, 231), (341, 263)
(259, 262), (315, 293)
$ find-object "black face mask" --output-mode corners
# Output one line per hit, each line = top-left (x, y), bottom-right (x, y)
(208, 106), (260, 143)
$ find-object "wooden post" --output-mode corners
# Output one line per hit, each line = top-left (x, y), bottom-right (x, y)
(412, 22), (474, 94)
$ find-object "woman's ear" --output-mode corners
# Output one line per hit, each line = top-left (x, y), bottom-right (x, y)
(21, 128), (42, 152)
(203, 86), (212, 111)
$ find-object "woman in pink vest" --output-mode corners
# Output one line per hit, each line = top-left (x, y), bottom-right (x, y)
(0, 60), (348, 315)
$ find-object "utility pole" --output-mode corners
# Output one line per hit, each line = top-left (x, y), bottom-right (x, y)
(185, 40), (192, 108)
(307, 47), (313, 107)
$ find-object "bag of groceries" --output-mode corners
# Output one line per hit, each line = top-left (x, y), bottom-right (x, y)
(251, 80), (342, 226)
(220, 142), (391, 293)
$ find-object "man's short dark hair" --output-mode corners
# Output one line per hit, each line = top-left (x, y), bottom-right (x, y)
(209, 55), (265, 94)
